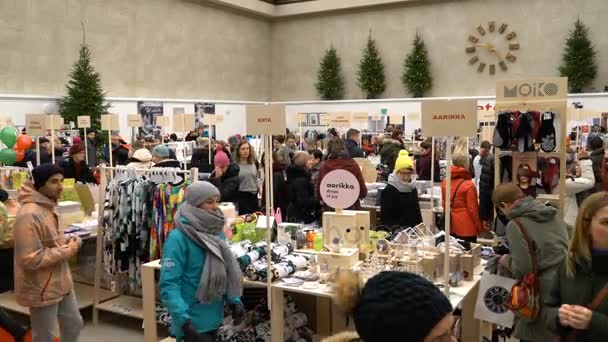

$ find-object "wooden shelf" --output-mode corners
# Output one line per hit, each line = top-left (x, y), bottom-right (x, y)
(160, 338), (175, 342)
(0, 282), (116, 316)
(96, 295), (144, 320)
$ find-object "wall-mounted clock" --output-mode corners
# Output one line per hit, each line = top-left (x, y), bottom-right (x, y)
(465, 21), (520, 75)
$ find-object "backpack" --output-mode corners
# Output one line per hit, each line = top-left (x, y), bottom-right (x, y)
(506, 220), (541, 319)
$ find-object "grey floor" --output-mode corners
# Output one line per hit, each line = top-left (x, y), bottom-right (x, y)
(80, 314), (146, 342)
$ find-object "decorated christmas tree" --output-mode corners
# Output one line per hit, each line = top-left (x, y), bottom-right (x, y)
(315, 46), (345, 100)
(402, 33), (433, 98)
(357, 31), (386, 99)
(58, 40), (110, 133)
(559, 19), (597, 93)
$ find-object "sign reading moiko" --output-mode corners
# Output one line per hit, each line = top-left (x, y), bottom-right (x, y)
(319, 169), (360, 209)
(245, 104), (286, 135)
(421, 99), (477, 137)
(496, 77), (567, 101)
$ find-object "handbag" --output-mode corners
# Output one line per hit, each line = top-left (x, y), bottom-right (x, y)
(560, 283), (608, 342)
(506, 220), (541, 319)
(436, 180), (465, 231)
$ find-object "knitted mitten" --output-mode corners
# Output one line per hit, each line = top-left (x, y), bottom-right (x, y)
(539, 112), (556, 152)
(493, 111), (513, 149)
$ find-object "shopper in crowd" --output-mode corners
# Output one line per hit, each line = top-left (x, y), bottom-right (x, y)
(345, 128), (364, 158)
(126, 148), (154, 169)
(317, 138), (367, 210)
(380, 150), (422, 230)
(14, 164), (84, 342)
(191, 138), (215, 174)
(478, 153), (513, 233)
(152, 145), (182, 168)
(109, 133), (130, 166)
(261, 150), (288, 222)
(324, 271), (455, 342)
(379, 129), (404, 173)
(235, 141), (259, 214)
(277, 134), (297, 166)
(588, 134), (605, 191)
(416, 138), (440, 181)
(210, 151), (240, 203)
(492, 183), (568, 341)
(516, 164), (538, 198)
(169, 133), (179, 142)
(441, 152), (484, 242)
(544, 191), (608, 341)
(473, 140), (492, 185)
(15, 137), (51, 167)
(86, 130), (98, 167)
(59, 143), (95, 184)
(361, 135), (374, 156)
(227, 135), (241, 154)
(286, 151), (318, 223)
(160, 182), (244, 342)
(564, 150), (595, 227)
(129, 138), (146, 158)
(0, 189), (18, 293)
(308, 149), (323, 187)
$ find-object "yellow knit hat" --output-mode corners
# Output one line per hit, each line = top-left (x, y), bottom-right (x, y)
(394, 150), (414, 172)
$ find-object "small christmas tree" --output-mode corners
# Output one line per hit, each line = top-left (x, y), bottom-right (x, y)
(315, 46), (345, 100)
(357, 31), (386, 99)
(58, 40), (110, 134)
(559, 19), (597, 93)
(402, 33), (433, 98)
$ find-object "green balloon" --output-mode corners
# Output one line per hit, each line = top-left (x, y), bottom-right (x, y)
(0, 127), (18, 148)
(0, 148), (16, 165)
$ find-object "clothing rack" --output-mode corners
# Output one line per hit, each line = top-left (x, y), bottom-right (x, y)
(92, 165), (198, 325)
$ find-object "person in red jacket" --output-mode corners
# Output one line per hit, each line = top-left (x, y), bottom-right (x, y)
(441, 152), (485, 242)
(316, 137), (367, 210)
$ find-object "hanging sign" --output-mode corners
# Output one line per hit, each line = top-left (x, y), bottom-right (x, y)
(26, 114), (47, 136)
(127, 114), (143, 128)
(101, 114), (120, 131)
(351, 112), (369, 122)
(319, 169), (360, 209)
(202, 115), (217, 125)
(319, 113), (330, 125)
(477, 110), (496, 122)
(173, 114), (196, 132)
(496, 77), (567, 102)
(328, 112), (351, 127)
(245, 104), (287, 135)
(371, 113), (381, 121)
(77, 116), (91, 128)
(46, 115), (64, 130)
(421, 99), (477, 137)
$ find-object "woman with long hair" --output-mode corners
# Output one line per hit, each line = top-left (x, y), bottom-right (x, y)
(234, 141), (259, 214)
(544, 192), (608, 341)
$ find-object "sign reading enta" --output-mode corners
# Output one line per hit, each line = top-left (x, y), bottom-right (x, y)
(421, 99), (477, 137)
(245, 104), (286, 135)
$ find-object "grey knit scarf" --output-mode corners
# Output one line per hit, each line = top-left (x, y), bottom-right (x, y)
(174, 202), (242, 303)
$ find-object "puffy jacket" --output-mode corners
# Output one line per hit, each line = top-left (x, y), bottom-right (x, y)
(0, 201), (17, 249)
(317, 158), (367, 210)
(344, 139), (364, 158)
(286, 165), (319, 223)
(544, 258), (608, 341)
(564, 159), (595, 226)
(13, 184), (73, 308)
(416, 153), (440, 181)
(160, 228), (241, 341)
(190, 148), (215, 174)
(379, 139), (403, 173)
(441, 166), (483, 237)
(210, 163), (240, 203)
(380, 180), (422, 229)
(504, 197), (569, 341)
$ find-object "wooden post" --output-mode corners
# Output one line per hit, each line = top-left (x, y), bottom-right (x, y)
(50, 115), (55, 164)
(84, 127), (89, 166)
(93, 166), (108, 325)
(36, 137), (40, 166)
(430, 137), (436, 207)
(264, 134), (273, 309)
(444, 138), (452, 296)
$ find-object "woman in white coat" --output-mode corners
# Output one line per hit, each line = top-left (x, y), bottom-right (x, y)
(563, 150), (595, 227)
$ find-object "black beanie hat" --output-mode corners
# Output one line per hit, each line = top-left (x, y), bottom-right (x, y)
(0, 189), (8, 202)
(353, 271), (453, 342)
(32, 164), (64, 190)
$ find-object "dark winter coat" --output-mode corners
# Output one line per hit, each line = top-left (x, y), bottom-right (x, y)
(15, 149), (50, 168)
(504, 197), (569, 341)
(286, 165), (319, 223)
(379, 138), (403, 172)
(416, 153), (440, 181)
(589, 147), (604, 186)
(544, 258), (608, 342)
(86, 138), (98, 167)
(210, 163), (240, 203)
(190, 147), (214, 174)
(154, 159), (182, 169)
(262, 163), (288, 220)
(59, 159), (95, 184)
(380, 181), (422, 229)
(316, 157), (367, 210)
(478, 156), (495, 222)
(344, 139), (364, 158)
(112, 144), (130, 166)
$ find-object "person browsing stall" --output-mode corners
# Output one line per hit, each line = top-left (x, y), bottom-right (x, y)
(59, 143), (95, 184)
(160, 182), (244, 342)
(235, 141), (259, 214)
(210, 151), (240, 203)
(152, 145), (182, 168)
(380, 150), (423, 231)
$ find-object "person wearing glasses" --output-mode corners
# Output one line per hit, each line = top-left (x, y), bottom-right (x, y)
(380, 150), (422, 231)
(323, 271), (456, 342)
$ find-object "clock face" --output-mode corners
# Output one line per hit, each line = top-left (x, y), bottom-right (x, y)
(483, 286), (510, 314)
(466, 21), (520, 75)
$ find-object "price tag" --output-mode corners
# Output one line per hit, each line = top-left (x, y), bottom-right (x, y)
(77, 116), (91, 128)
(101, 114), (120, 131)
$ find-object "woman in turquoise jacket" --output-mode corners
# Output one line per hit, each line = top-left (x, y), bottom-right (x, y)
(160, 181), (244, 342)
